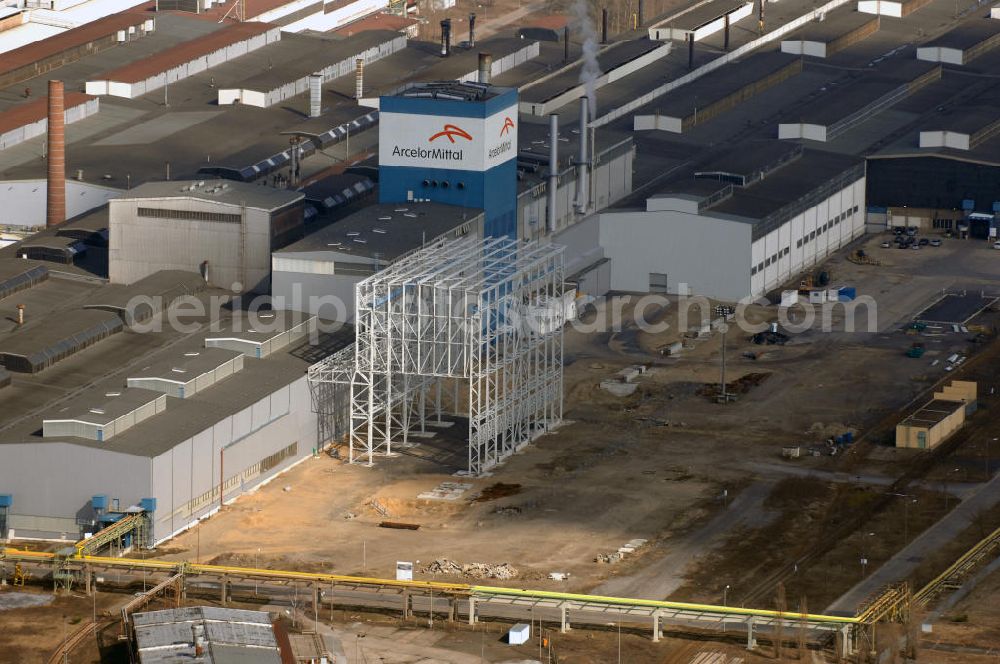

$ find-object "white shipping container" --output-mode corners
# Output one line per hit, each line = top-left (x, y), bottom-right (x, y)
(780, 290), (798, 307)
(808, 290), (826, 304)
(508, 623), (530, 645)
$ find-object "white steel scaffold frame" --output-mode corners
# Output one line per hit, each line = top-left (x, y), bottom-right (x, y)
(308, 237), (565, 475)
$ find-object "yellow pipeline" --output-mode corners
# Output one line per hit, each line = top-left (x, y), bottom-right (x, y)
(471, 585), (859, 624)
(0, 548), (470, 593)
(1, 547), (856, 624)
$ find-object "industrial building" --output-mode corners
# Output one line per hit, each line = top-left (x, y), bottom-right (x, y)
(133, 607), (286, 664)
(109, 180), (305, 292)
(895, 381), (977, 449)
(0, 303), (324, 542)
(272, 202), (484, 319)
(377, 81), (520, 238)
(558, 145), (865, 300)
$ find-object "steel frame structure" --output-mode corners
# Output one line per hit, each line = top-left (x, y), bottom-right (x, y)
(309, 237), (564, 475)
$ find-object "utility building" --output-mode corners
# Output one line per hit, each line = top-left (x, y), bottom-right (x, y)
(896, 381), (977, 449)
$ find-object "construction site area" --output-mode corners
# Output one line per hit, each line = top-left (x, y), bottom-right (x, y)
(3, 228), (1000, 663)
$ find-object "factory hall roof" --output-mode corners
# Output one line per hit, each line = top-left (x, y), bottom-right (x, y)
(923, 19), (1000, 51)
(226, 30), (400, 91)
(707, 151), (864, 223)
(43, 387), (164, 428)
(0, 92), (94, 135)
(333, 12), (419, 37)
(134, 607), (282, 664)
(783, 9), (878, 43)
(126, 347), (243, 383)
(95, 22), (277, 84)
(0, 311), (337, 457)
(0, 11), (151, 80)
(120, 180), (304, 211)
(278, 202), (484, 261)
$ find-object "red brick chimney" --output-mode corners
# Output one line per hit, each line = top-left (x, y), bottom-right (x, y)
(47, 79), (66, 229)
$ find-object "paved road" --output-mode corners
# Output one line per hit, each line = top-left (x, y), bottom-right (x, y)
(743, 461), (979, 498)
(592, 481), (776, 599)
(825, 470), (1000, 615)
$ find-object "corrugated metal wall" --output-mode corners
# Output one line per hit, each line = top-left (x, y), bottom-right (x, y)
(109, 198), (273, 291)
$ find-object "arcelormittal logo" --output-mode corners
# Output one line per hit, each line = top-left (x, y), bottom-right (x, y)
(429, 124), (473, 143)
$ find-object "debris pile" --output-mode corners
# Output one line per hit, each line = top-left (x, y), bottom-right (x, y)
(595, 538), (648, 564)
(417, 482), (472, 501)
(422, 558), (518, 580)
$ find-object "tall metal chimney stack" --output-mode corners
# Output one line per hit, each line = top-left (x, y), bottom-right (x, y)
(468, 12), (476, 47)
(46, 79), (65, 229)
(547, 114), (559, 234)
(355, 58), (364, 99)
(477, 52), (492, 84)
(601, 9), (608, 43)
(440, 19), (451, 56)
(574, 97), (590, 214)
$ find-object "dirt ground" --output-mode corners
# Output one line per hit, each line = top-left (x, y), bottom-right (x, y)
(146, 233), (1000, 612)
(0, 588), (126, 664)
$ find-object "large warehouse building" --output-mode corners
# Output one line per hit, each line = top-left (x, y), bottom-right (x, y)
(0, 307), (323, 543)
(558, 145), (866, 301)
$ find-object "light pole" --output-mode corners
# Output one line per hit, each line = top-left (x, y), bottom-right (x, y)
(255, 548), (260, 596)
(988, 438), (996, 480)
(723, 584), (730, 633)
(860, 531), (875, 579)
(714, 305), (736, 403)
(889, 493), (916, 544)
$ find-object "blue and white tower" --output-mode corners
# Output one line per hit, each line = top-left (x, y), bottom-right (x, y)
(378, 83), (519, 239)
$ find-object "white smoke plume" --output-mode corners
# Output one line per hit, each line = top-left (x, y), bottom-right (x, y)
(572, 0), (601, 118)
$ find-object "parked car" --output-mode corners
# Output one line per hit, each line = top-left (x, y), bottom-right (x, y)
(893, 227), (904, 235)
(906, 226), (918, 236)
(911, 243), (921, 250)
(880, 241), (892, 248)
(919, 238), (930, 246)
(993, 241), (1000, 250)
(930, 238), (942, 247)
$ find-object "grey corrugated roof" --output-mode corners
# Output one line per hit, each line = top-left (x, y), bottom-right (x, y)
(230, 30), (402, 91)
(0, 314), (345, 457)
(134, 606), (281, 664)
(784, 9), (877, 43)
(121, 180), (303, 212)
(923, 19), (1000, 51)
(276, 201), (483, 260)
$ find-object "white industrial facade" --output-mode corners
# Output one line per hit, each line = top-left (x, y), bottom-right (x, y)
(109, 181), (304, 292)
(309, 237), (565, 475)
(558, 169), (866, 301)
(0, 342), (319, 543)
